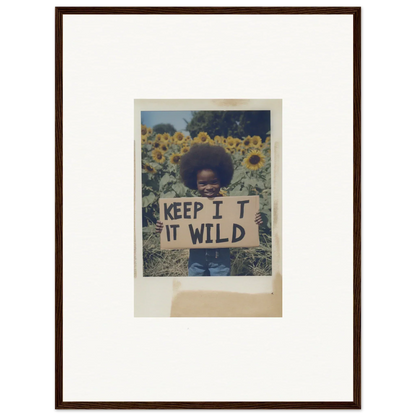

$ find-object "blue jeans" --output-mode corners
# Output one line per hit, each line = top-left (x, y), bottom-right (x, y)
(188, 248), (231, 276)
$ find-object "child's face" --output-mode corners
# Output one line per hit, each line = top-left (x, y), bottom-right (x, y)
(196, 169), (221, 198)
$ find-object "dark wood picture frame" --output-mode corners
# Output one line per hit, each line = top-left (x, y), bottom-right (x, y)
(56, 6), (361, 409)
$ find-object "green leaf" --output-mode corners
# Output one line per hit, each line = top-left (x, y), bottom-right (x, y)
(230, 186), (248, 196)
(172, 182), (187, 196)
(142, 192), (155, 207)
(147, 177), (159, 191)
(142, 225), (155, 233)
(229, 185), (241, 196)
(159, 173), (174, 190)
(161, 191), (175, 198)
(186, 189), (196, 197)
(262, 199), (271, 212)
(244, 178), (257, 188)
(255, 179), (264, 189)
(232, 167), (246, 183)
(265, 177), (271, 188)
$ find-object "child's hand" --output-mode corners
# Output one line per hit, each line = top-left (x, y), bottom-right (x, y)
(255, 212), (263, 225)
(155, 220), (164, 233)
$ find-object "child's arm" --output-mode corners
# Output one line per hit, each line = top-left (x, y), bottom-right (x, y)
(155, 220), (164, 233)
(255, 212), (263, 225)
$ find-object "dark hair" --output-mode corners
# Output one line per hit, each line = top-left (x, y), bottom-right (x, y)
(179, 144), (234, 190)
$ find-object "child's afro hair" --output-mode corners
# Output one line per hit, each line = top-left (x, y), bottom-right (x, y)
(179, 144), (234, 190)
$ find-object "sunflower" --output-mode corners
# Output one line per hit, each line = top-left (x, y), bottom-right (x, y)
(141, 124), (147, 135)
(160, 143), (169, 153)
(251, 136), (262, 148)
(147, 127), (153, 135)
(152, 149), (166, 164)
(240, 148), (247, 156)
(181, 146), (190, 154)
(141, 135), (148, 144)
(153, 141), (162, 150)
(214, 135), (222, 144)
(143, 164), (157, 174)
(242, 136), (252, 148)
(221, 137), (228, 145)
(243, 149), (266, 170)
(173, 132), (185, 144)
(196, 132), (211, 144)
(155, 134), (163, 142)
(219, 189), (227, 196)
(226, 136), (235, 147)
(161, 133), (170, 143)
(265, 136), (270, 144)
(170, 153), (181, 165)
(234, 138), (242, 148)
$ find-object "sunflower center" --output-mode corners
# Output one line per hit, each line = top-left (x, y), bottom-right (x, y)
(173, 156), (180, 163)
(249, 155), (260, 164)
(157, 153), (162, 160)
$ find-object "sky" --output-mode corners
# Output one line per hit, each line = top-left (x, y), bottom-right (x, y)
(141, 111), (193, 134)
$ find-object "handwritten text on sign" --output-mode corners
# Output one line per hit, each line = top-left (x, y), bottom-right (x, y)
(159, 196), (260, 249)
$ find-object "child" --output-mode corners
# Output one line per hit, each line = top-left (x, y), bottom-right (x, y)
(156, 144), (262, 276)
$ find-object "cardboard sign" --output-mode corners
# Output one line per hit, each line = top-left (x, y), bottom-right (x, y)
(159, 196), (260, 250)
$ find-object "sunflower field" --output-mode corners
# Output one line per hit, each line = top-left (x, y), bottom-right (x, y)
(140, 125), (273, 277)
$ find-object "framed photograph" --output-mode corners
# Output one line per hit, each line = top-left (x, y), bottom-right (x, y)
(56, 7), (360, 409)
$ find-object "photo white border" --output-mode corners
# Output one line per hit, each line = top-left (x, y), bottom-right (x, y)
(134, 99), (282, 317)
